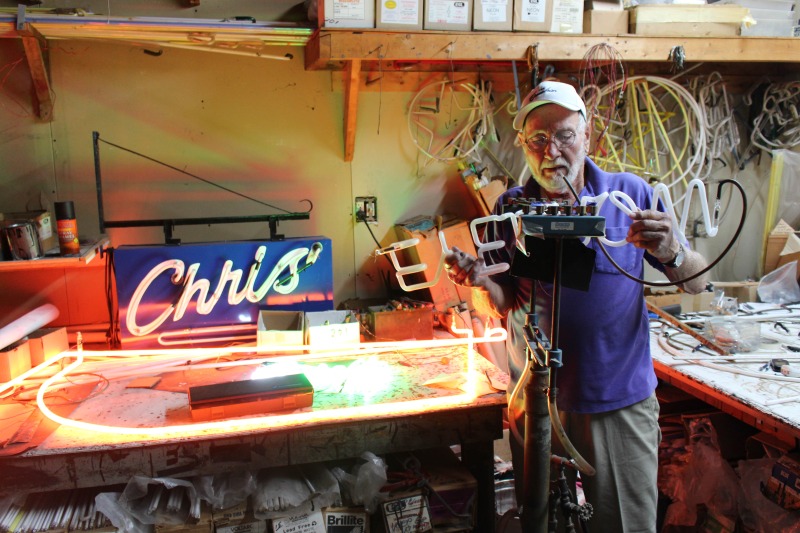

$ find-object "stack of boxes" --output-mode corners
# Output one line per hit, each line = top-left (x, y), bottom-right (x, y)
(730, 0), (796, 36)
(325, 0), (587, 33)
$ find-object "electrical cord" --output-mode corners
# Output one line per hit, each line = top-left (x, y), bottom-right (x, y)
(596, 178), (747, 288)
(355, 210), (396, 291)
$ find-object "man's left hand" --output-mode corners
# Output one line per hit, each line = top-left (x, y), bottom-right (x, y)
(626, 209), (678, 263)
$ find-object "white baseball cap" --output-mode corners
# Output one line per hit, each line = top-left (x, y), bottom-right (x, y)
(512, 81), (587, 131)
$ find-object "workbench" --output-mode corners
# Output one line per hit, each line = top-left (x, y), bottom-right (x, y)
(0, 341), (509, 532)
(649, 304), (800, 449)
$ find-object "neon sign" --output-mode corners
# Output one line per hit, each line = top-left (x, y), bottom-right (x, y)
(114, 239), (333, 348)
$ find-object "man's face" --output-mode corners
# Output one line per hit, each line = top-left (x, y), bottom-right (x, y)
(519, 104), (590, 197)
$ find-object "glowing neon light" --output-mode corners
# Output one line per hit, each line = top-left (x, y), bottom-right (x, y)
(24, 328), (507, 437)
(126, 245), (320, 338)
(376, 233), (449, 291)
(469, 211), (527, 275)
(379, 181), (723, 282)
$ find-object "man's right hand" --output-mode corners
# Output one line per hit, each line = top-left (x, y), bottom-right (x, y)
(444, 246), (490, 288)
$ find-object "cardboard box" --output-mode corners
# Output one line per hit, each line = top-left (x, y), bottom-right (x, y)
(710, 281), (759, 304)
(424, 0), (473, 31)
(257, 310), (306, 349)
(473, 0), (513, 31)
(376, 0), (423, 30)
(305, 310), (360, 348)
(394, 216), (478, 312)
(776, 232), (800, 273)
(628, 4), (747, 36)
(680, 291), (715, 313)
(322, 0), (375, 28)
(27, 327), (68, 366)
(366, 306), (434, 341)
(764, 219), (796, 274)
(583, 8), (627, 34)
(214, 502), (268, 533)
(0, 339), (31, 381)
(2, 210), (57, 253)
(762, 453), (800, 510)
(514, 0), (553, 31)
(379, 448), (477, 532)
(551, 0), (583, 33)
(376, 492), (432, 533)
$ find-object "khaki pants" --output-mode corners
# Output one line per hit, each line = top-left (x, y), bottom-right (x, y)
(511, 392), (661, 533)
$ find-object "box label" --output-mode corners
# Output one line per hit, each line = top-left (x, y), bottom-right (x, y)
(325, 510), (367, 533)
(332, 0), (366, 20)
(481, 0), (508, 22)
(551, 0), (581, 32)
(382, 494), (432, 533)
(272, 510), (325, 533)
(428, 0), (469, 24)
(521, 0), (547, 22)
(381, 0), (420, 24)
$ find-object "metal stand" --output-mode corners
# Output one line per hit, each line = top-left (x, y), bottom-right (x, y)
(520, 237), (593, 532)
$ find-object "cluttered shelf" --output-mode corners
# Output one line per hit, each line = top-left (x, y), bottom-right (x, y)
(0, 237), (109, 272)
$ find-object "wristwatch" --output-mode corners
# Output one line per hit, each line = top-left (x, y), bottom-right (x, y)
(661, 242), (685, 269)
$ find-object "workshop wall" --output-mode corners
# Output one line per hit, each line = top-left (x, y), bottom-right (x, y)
(0, 0), (787, 322)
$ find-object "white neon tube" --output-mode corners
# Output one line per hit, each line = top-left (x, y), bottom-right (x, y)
(31, 328), (507, 437)
(0, 303), (59, 350)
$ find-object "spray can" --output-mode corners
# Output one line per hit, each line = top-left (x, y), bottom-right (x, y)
(54, 201), (80, 256)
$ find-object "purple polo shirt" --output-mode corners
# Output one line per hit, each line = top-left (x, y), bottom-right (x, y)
(488, 158), (664, 414)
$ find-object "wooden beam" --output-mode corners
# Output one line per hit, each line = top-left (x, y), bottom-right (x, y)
(305, 29), (800, 69)
(19, 23), (52, 121)
(343, 59), (361, 162)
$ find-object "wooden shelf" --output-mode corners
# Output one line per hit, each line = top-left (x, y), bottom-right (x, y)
(305, 29), (800, 69)
(0, 237), (109, 271)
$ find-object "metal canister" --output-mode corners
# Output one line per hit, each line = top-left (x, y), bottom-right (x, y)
(3, 221), (44, 260)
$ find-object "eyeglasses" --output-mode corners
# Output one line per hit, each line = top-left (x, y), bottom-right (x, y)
(522, 130), (578, 153)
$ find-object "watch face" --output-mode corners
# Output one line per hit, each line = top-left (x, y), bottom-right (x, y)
(674, 248), (685, 268)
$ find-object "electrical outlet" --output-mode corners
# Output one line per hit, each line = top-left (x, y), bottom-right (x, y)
(354, 196), (377, 224)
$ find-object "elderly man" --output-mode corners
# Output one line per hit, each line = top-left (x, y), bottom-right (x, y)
(445, 80), (708, 532)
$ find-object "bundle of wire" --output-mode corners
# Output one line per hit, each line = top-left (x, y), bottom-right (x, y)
(746, 81), (800, 152)
(687, 72), (741, 179)
(579, 43), (627, 158)
(407, 78), (500, 163)
(591, 75), (708, 212)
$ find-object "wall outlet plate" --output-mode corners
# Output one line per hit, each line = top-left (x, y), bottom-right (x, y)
(355, 196), (377, 224)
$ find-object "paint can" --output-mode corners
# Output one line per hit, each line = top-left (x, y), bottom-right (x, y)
(3, 221), (44, 260)
(55, 201), (80, 256)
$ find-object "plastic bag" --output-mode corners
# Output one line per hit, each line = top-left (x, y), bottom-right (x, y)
(331, 451), (387, 514)
(251, 466), (314, 519)
(94, 492), (149, 533)
(661, 418), (739, 529)
(757, 261), (800, 304)
(737, 458), (800, 533)
(193, 469), (256, 510)
(119, 475), (200, 526)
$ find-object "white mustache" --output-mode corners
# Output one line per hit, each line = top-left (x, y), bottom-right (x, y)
(541, 158), (569, 170)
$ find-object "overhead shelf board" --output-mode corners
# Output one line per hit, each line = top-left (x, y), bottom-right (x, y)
(305, 29), (800, 70)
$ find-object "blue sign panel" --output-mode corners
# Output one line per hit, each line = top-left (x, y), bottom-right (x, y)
(114, 238), (333, 348)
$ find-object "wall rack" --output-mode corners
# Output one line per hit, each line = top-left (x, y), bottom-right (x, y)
(304, 29), (800, 161)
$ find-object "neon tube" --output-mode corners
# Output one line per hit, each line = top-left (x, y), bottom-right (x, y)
(29, 328), (507, 437)
(381, 180), (726, 283)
